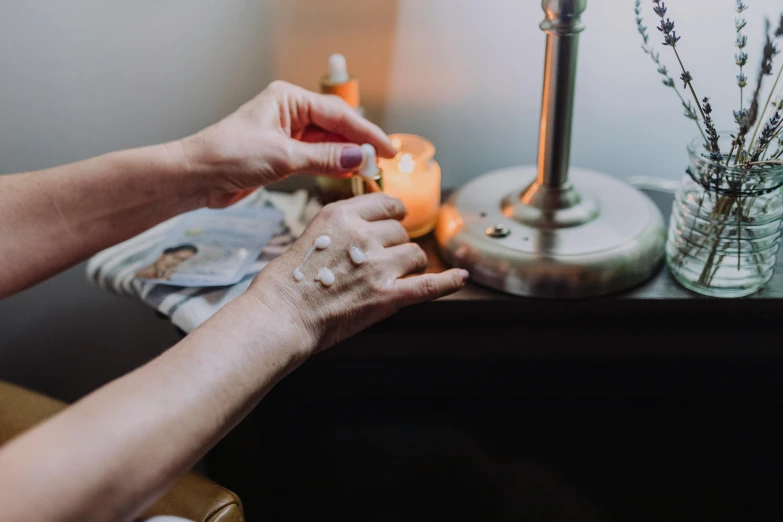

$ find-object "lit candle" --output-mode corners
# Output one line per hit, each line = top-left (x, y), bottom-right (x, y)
(379, 134), (442, 238)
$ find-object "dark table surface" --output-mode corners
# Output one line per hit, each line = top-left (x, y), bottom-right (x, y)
(209, 189), (783, 522)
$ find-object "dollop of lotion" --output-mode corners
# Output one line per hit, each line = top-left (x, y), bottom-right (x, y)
(348, 245), (366, 265)
(315, 267), (336, 287)
(293, 235), (332, 281)
(314, 235), (332, 249)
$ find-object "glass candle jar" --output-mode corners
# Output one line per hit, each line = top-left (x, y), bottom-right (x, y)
(379, 134), (442, 238)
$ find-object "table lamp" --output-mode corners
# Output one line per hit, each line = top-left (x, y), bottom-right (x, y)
(435, 0), (666, 298)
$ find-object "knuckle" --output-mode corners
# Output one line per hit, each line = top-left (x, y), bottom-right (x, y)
(267, 80), (289, 93)
(414, 246), (428, 271)
(318, 202), (344, 222)
(327, 143), (344, 170)
(332, 205), (352, 225)
(356, 225), (373, 241)
(402, 243), (425, 269)
(347, 227), (367, 246)
(380, 195), (405, 217)
(420, 275), (438, 298)
(273, 139), (296, 172)
(392, 220), (408, 238)
(318, 203), (337, 219)
(368, 273), (388, 294)
(312, 157), (330, 175)
(304, 145), (332, 175)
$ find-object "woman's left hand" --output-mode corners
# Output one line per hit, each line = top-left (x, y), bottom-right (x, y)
(181, 80), (397, 208)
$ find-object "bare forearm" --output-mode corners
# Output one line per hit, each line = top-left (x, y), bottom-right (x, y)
(0, 293), (312, 522)
(0, 141), (209, 297)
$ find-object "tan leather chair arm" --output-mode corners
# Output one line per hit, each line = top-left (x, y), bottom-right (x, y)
(0, 381), (244, 522)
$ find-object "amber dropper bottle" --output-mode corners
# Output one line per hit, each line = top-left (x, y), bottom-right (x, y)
(315, 54), (365, 202)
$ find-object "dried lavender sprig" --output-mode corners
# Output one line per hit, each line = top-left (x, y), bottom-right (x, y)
(749, 112), (781, 161)
(652, 0), (716, 153)
(736, 2), (750, 110)
(635, 0), (706, 140)
(702, 98), (722, 162)
(769, 108), (783, 159)
(732, 21), (778, 164)
(743, 20), (780, 160)
(733, 109), (751, 163)
(755, 17), (783, 160)
(756, 78), (783, 160)
(750, 14), (783, 156)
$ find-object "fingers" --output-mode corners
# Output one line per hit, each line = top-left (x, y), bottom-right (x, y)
(393, 269), (469, 307)
(369, 219), (409, 247)
(299, 127), (348, 145)
(285, 140), (365, 176)
(342, 193), (407, 222)
(384, 243), (428, 277)
(293, 86), (396, 158)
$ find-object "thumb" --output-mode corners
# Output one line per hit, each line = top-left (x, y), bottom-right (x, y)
(286, 141), (365, 177)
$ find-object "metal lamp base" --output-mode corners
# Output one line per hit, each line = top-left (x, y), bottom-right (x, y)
(435, 166), (666, 298)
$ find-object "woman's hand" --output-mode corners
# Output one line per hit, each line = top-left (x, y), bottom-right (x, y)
(182, 80), (397, 208)
(247, 193), (469, 353)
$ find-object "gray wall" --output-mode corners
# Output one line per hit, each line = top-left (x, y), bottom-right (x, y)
(0, 0), (275, 401)
(1, 0), (779, 400)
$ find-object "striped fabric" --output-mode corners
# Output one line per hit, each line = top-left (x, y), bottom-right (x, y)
(86, 189), (321, 334)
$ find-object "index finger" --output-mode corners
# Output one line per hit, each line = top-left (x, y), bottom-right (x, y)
(298, 89), (397, 159)
(344, 193), (407, 222)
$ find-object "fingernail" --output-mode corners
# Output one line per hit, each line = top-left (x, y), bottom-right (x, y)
(340, 146), (364, 169)
(459, 269), (470, 282)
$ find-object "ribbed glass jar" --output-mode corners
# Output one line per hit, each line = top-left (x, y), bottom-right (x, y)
(667, 136), (783, 297)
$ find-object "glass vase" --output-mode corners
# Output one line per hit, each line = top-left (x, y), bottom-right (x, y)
(667, 135), (783, 297)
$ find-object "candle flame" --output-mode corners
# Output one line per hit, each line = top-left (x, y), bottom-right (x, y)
(398, 153), (415, 173)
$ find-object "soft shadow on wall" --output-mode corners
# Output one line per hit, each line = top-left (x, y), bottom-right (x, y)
(268, 0), (400, 125)
(269, 1), (783, 189)
(267, 0), (544, 188)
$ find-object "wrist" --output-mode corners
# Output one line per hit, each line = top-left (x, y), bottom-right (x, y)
(235, 286), (319, 361)
(175, 133), (224, 207)
(179, 130), (256, 209)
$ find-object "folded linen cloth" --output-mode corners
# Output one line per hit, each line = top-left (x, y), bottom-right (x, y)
(86, 189), (321, 334)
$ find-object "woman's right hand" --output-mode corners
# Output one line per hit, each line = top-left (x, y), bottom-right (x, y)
(247, 193), (469, 353)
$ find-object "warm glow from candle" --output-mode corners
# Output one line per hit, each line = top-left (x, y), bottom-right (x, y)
(379, 134), (441, 238)
(398, 154), (415, 174)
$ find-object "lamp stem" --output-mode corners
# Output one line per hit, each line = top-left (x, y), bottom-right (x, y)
(536, 0), (586, 188)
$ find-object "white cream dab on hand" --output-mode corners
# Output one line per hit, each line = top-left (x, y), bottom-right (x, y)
(315, 267), (336, 287)
(293, 235), (332, 281)
(348, 245), (366, 265)
(328, 54), (349, 83)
